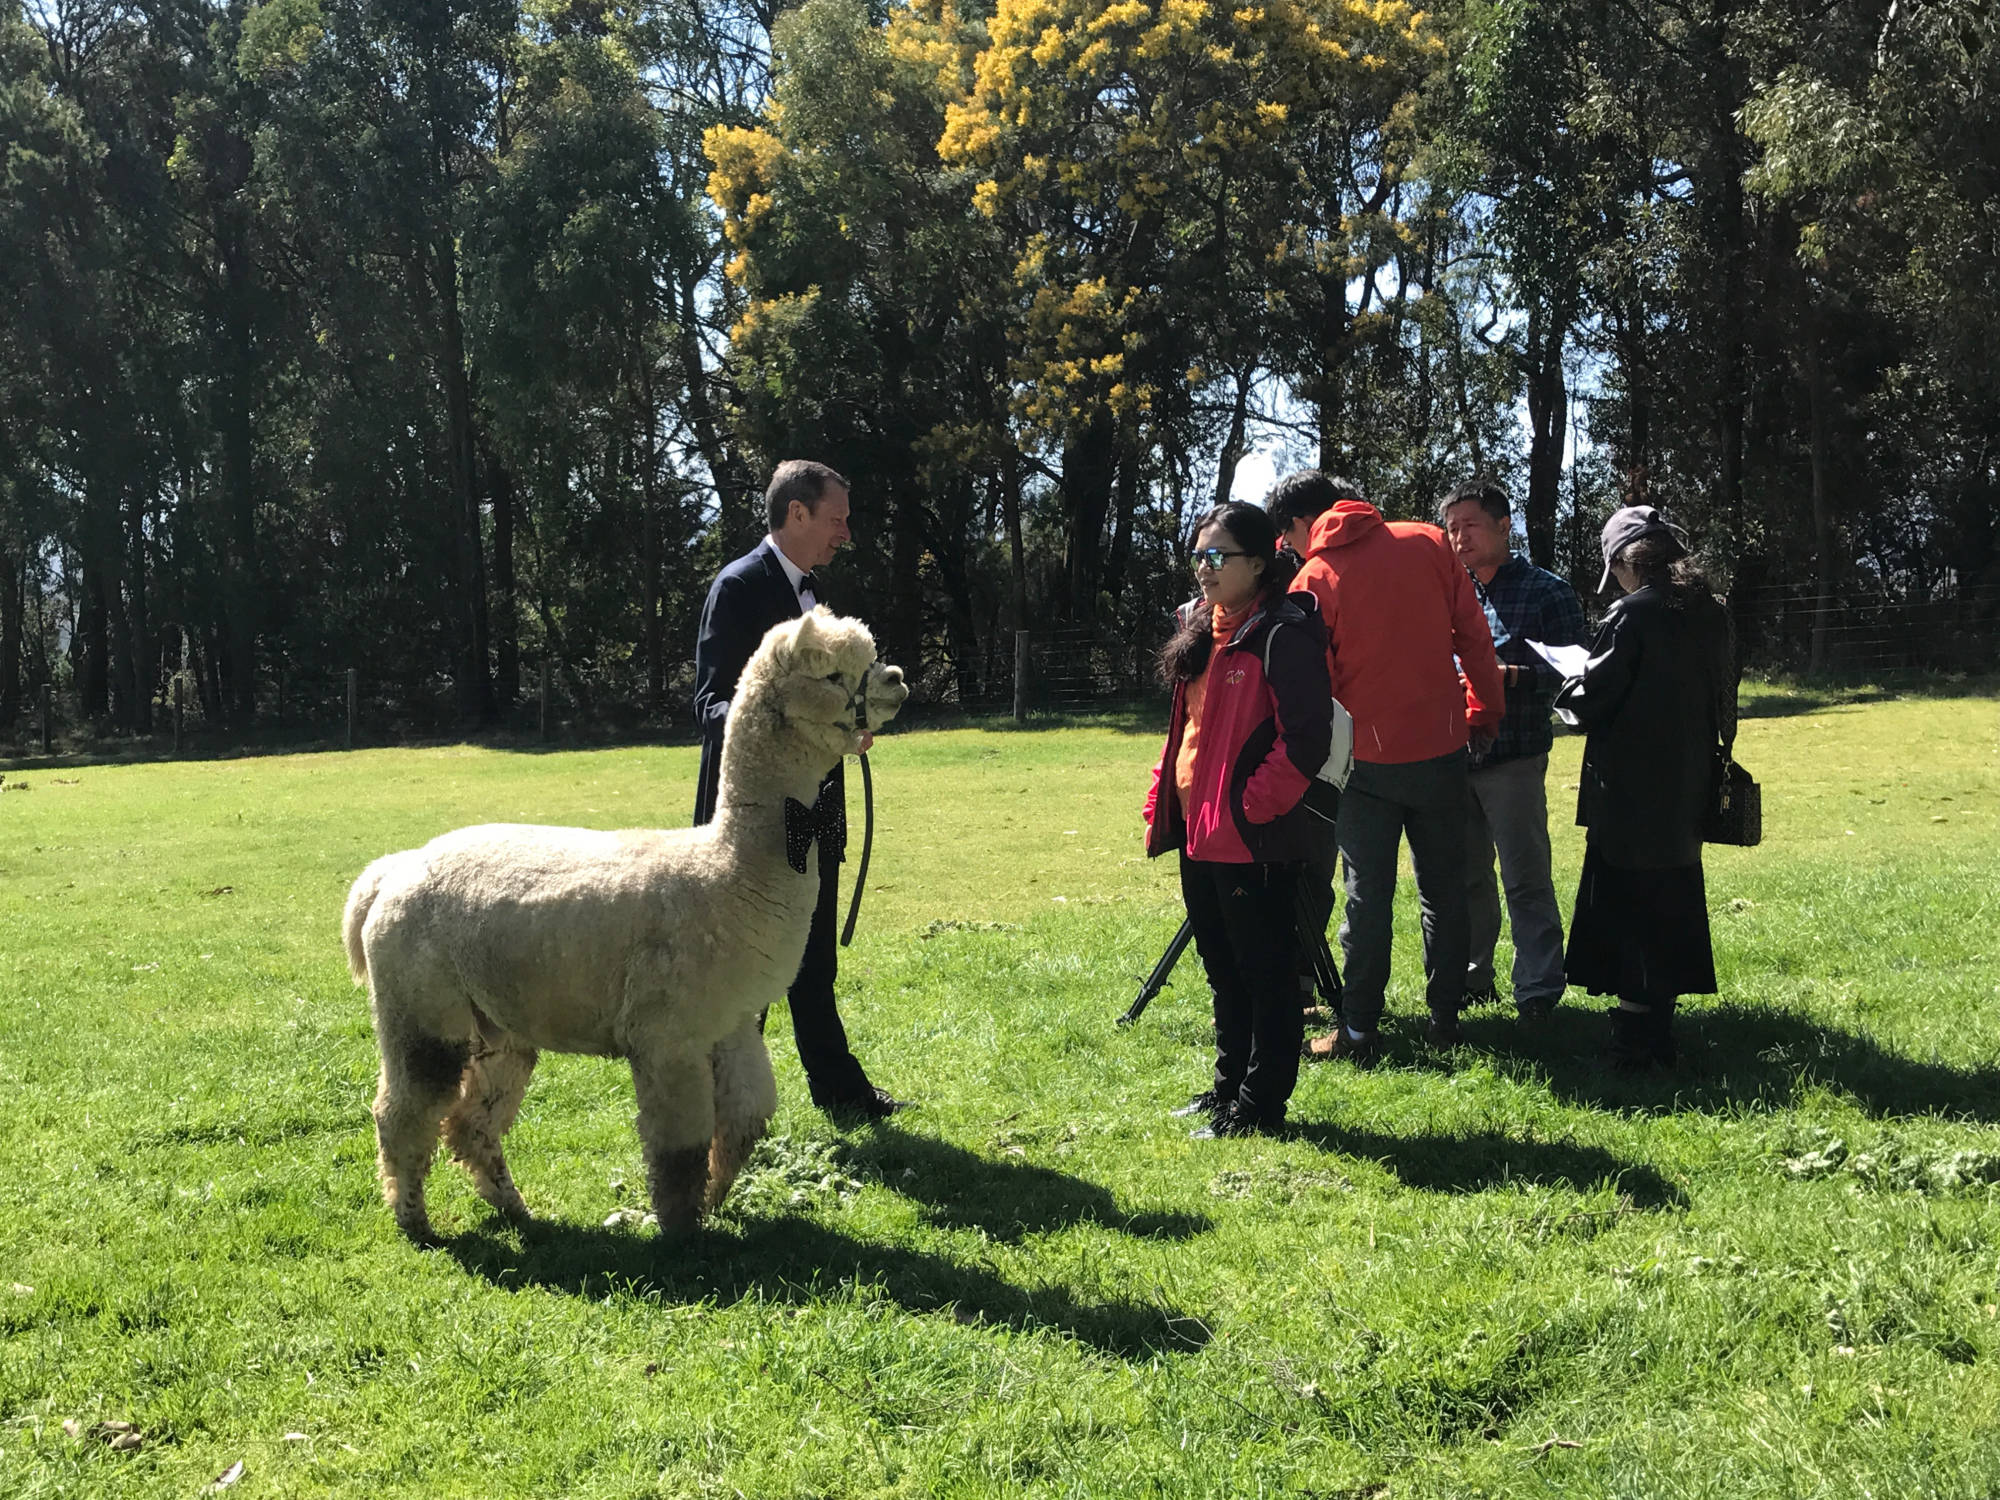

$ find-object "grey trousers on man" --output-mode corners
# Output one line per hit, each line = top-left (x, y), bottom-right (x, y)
(1465, 752), (1567, 1009)
(1335, 751), (1469, 1032)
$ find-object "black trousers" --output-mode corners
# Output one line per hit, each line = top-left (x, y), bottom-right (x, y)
(787, 836), (874, 1107)
(1180, 854), (1304, 1126)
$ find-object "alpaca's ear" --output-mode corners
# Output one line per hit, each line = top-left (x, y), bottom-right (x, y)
(790, 607), (836, 677)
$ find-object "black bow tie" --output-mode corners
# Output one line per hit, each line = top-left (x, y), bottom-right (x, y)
(783, 783), (846, 874)
(797, 572), (816, 598)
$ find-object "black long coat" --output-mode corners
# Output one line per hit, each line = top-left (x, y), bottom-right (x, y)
(1554, 584), (1737, 869)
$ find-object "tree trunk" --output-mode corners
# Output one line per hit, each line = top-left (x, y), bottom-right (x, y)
(1312, 268), (1352, 470)
(1001, 453), (1028, 629)
(1704, 12), (1750, 552)
(0, 545), (21, 727)
(1105, 436), (1138, 605)
(431, 229), (495, 724)
(1522, 299), (1571, 568)
(1447, 295), (1488, 475)
(1806, 335), (1836, 676)
(124, 479), (152, 731)
(1212, 368), (1251, 510)
(486, 442), (520, 706)
(1062, 410), (1116, 622)
(636, 346), (665, 715)
(218, 201), (259, 724)
(79, 531), (113, 720)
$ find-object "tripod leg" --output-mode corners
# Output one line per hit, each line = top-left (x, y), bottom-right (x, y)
(1118, 917), (1195, 1026)
(1293, 878), (1343, 1015)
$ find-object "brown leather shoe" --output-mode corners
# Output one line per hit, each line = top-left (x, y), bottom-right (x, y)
(1304, 1027), (1382, 1067)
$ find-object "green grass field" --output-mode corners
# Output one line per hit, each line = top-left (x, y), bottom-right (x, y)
(3, 682), (1998, 1497)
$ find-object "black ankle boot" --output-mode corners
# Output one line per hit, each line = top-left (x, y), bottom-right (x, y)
(1649, 1000), (1678, 1067)
(1607, 1007), (1656, 1072)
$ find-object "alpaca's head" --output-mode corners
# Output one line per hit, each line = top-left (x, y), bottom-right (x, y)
(724, 609), (910, 799)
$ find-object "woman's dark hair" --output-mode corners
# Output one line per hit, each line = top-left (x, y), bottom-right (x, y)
(1619, 534), (1712, 606)
(1157, 503), (1303, 685)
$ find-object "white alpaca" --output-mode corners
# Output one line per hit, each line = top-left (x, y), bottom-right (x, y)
(342, 608), (908, 1241)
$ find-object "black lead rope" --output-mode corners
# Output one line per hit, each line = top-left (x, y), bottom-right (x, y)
(839, 752), (874, 947)
(840, 675), (876, 948)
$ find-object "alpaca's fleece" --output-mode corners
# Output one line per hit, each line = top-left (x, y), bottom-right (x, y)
(345, 609), (907, 1241)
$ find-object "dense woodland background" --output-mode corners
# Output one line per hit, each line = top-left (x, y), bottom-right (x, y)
(3, 0), (1996, 744)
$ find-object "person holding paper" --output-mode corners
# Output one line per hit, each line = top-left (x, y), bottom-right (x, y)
(1439, 479), (1586, 1023)
(1555, 506), (1737, 1070)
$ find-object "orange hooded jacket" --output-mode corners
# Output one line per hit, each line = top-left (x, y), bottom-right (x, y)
(1290, 500), (1504, 765)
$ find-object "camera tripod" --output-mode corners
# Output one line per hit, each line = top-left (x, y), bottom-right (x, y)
(1116, 884), (1343, 1026)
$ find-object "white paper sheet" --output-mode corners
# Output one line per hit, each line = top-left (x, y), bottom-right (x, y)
(1528, 639), (1591, 678)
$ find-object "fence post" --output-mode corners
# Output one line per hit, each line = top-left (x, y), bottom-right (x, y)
(345, 668), (357, 750)
(40, 684), (52, 755)
(1013, 630), (1031, 723)
(172, 678), (184, 757)
(539, 659), (551, 742)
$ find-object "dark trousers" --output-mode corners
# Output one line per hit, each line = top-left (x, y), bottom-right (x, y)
(1335, 751), (1470, 1032)
(1180, 854), (1303, 1125)
(789, 838), (873, 1107)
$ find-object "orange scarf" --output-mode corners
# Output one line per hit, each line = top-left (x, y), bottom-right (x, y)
(1175, 601), (1252, 816)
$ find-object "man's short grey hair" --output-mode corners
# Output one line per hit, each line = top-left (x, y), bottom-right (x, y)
(766, 460), (848, 533)
(1438, 477), (1510, 526)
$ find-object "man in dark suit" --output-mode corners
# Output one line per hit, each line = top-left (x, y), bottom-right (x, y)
(692, 459), (905, 1120)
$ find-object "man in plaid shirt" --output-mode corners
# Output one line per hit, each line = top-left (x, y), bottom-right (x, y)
(1440, 479), (1587, 1022)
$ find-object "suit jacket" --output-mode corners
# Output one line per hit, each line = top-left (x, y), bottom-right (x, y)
(692, 539), (845, 856)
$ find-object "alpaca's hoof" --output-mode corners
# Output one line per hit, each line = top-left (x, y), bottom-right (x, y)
(651, 1199), (705, 1237)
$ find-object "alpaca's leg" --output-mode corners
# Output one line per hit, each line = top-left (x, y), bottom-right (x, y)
(629, 1047), (715, 1235)
(443, 1043), (539, 1225)
(706, 1022), (777, 1212)
(372, 1018), (471, 1244)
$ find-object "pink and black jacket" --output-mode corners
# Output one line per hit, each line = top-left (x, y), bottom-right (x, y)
(1144, 591), (1336, 865)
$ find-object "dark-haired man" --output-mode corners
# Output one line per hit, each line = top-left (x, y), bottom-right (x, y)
(1267, 470), (1504, 1063)
(1439, 478), (1586, 1022)
(692, 460), (904, 1120)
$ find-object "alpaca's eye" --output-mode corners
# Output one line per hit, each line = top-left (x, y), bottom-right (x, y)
(825, 672), (846, 685)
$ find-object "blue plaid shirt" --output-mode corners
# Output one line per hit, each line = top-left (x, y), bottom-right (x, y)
(1470, 554), (1586, 766)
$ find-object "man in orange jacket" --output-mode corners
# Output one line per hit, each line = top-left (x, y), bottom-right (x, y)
(1267, 472), (1505, 1063)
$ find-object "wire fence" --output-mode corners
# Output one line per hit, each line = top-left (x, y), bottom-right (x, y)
(8, 582), (1996, 754)
(1732, 583), (2000, 677)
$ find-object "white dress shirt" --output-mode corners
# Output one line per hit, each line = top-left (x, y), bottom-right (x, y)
(766, 536), (815, 613)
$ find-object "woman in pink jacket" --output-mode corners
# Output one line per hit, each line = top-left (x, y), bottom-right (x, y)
(1144, 503), (1335, 1137)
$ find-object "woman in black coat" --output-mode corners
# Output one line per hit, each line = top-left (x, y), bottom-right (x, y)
(1555, 507), (1738, 1069)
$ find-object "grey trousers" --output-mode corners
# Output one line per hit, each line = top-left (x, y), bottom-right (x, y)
(1465, 752), (1567, 1007)
(1335, 751), (1469, 1032)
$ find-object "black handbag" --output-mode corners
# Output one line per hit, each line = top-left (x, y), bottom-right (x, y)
(1703, 749), (1762, 847)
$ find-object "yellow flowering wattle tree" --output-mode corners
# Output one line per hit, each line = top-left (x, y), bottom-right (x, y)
(934, 0), (1442, 595)
(704, 0), (1021, 691)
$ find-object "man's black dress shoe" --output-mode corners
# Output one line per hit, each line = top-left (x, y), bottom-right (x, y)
(818, 1086), (907, 1122)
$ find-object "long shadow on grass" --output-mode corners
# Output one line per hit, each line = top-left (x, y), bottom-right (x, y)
(1462, 1002), (2000, 1122)
(440, 1215), (1210, 1360)
(844, 1125), (1209, 1242)
(1284, 1120), (1684, 1208)
(1737, 687), (1896, 719)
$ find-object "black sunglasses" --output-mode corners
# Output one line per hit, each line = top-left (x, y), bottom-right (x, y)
(1190, 547), (1252, 570)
